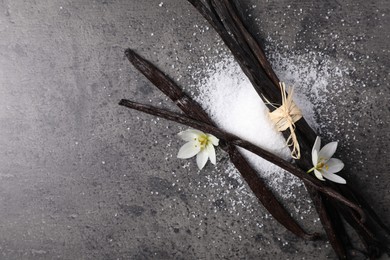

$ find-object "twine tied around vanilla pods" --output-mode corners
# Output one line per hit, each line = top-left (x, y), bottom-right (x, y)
(268, 82), (303, 159)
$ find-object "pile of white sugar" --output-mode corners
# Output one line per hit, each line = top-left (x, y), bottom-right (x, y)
(193, 51), (351, 198)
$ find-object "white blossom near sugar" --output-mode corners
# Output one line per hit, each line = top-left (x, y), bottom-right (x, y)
(177, 129), (219, 170)
(308, 136), (346, 184)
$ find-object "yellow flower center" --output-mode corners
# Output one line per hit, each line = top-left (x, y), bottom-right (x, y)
(196, 134), (209, 150)
(316, 159), (329, 171)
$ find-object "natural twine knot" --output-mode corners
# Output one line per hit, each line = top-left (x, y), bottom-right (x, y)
(268, 82), (303, 159)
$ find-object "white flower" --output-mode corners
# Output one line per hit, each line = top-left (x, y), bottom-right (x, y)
(308, 136), (346, 184)
(177, 129), (219, 170)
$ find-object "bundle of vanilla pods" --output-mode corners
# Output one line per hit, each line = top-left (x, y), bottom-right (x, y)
(120, 0), (390, 258)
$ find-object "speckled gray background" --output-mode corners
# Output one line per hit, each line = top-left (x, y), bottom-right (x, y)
(0, 0), (389, 259)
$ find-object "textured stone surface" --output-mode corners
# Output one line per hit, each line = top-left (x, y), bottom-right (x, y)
(0, 0), (389, 259)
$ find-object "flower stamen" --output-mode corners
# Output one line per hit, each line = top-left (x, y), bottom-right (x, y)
(198, 135), (208, 149)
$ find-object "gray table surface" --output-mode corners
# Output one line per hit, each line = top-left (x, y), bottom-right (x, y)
(0, 0), (389, 259)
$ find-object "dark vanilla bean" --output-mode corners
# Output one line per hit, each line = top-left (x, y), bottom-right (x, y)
(187, 0), (349, 257)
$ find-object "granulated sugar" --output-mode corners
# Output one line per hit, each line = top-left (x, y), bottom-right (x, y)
(193, 50), (352, 198)
(194, 56), (299, 197)
(268, 49), (353, 132)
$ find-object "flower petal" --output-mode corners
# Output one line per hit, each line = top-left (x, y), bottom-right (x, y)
(207, 134), (219, 146)
(314, 169), (325, 181)
(177, 141), (200, 159)
(322, 172), (346, 184)
(312, 136), (321, 163)
(206, 143), (216, 164)
(178, 129), (204, 141)
(312, 149), (318, 166)
(196, 149), (208, 170)
(318, 141), (338, 161)
(323, 158), (344, 174)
